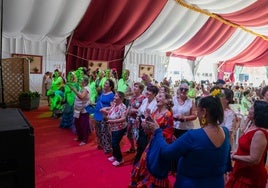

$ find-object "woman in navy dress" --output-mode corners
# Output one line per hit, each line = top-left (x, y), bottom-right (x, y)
(146, 94), (231, 188)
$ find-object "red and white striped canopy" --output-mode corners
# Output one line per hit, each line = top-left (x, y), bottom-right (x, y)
(2, 0), (268, 82)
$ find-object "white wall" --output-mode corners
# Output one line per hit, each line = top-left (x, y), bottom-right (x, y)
(2, 37), (66, 93)
(123, 49), (167, 83)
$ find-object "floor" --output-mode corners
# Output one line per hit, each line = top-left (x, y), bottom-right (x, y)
(39, 97), (49, 107)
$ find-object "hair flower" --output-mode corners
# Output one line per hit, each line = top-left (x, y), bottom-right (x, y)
(211, 89), (221, 97)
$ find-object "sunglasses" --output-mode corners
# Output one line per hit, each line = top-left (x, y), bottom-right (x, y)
(179, 88), (189, 92)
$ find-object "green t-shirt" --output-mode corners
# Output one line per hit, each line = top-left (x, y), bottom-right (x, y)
(117, 78), (128, 93)
(89, 82), (97, 103)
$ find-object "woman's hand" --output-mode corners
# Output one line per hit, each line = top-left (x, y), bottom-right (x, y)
(230, 150), (236, 161)
(107, 119), (113, 124)
(128, 108), (136, 115)
(146, 118), (159, 131)
(100, 107), (109, 114)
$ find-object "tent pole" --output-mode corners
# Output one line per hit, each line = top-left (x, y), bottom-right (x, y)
(217, 61), (226, 72)
(66, 31), (74, 54)
(122, 41), (134, 67)
(0, 0), (6, 108)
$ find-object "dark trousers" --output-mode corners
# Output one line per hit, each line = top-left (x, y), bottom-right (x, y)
(111, 127), (127, 162)
(74, 113), (90, 143)
(133, 128), (149, 164)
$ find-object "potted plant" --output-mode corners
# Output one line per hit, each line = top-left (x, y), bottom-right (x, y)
(19, 91), (41, 110)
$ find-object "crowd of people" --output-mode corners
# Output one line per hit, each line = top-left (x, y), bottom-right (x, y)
(42, 67), (268, 187)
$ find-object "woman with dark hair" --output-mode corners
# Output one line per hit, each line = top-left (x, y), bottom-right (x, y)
(129, 92), (174, 188)
(101, 91), (127, 166)
(133, 85), (159, 164)
(146, 95), (231, 188)
(93, 79), (115, 154)
(211, 87), (236, 148)
(261, 85), (268, 101)
(125, 82), (146, 153)
(226, 100), (268, 188)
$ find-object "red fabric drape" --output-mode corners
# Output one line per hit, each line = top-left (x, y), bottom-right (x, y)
(216, 0), (268, 81)
(166, 52), (196, 61)
(217, 61), (234, 81)
(239, 49), (268, 67)
(219, 36), (268, 80)
(66, 0), (167, 76)
(224, 37), (268, 64)
(219, 50), (268, 82)
(172, 18), (236, 56)
(220, 0), (268, 27)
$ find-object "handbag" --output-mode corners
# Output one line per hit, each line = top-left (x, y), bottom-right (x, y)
(85, 104), (96, 114)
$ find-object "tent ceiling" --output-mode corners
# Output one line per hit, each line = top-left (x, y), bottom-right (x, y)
(2, 0), (268, 73)
(3, 0), (91, 42)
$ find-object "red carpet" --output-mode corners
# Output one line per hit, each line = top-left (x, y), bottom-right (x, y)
(22, 106), (135, 188)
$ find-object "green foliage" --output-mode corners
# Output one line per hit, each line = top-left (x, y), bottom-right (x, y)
(19, 91), (41, 99)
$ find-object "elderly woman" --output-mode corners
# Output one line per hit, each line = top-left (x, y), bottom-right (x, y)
(101, 91), (127, 166)
(226, 100), (268, 188)
(69, 76), (91, 146)
(129, 92), (174, 188)
(125, 82), (146, 153)
(134, 85), (159, 164)
(172, 82), (197, 138)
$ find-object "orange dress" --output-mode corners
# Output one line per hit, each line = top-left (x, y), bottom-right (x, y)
(129, 110), (174, 188)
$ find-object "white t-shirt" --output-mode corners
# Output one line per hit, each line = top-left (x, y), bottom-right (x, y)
(172, 96), (194, 130)
(137, 97), (157, 116)
(221, 108), (236, 132)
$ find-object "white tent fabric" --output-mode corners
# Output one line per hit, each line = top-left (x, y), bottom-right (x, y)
(131, 0), (209, 51)
(183, 0), (256, 14)
(2, 0), (91, 92)
(124, 0), (268, 83)
(2, 0), (268, 92)
(3, 0), (90, 42)
(198, 30), (256, 62)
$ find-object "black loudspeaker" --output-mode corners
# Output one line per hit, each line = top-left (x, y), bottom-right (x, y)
(0, 108), (35, 188)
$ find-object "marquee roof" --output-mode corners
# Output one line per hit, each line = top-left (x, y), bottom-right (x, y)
(2, 0), (268, 78)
